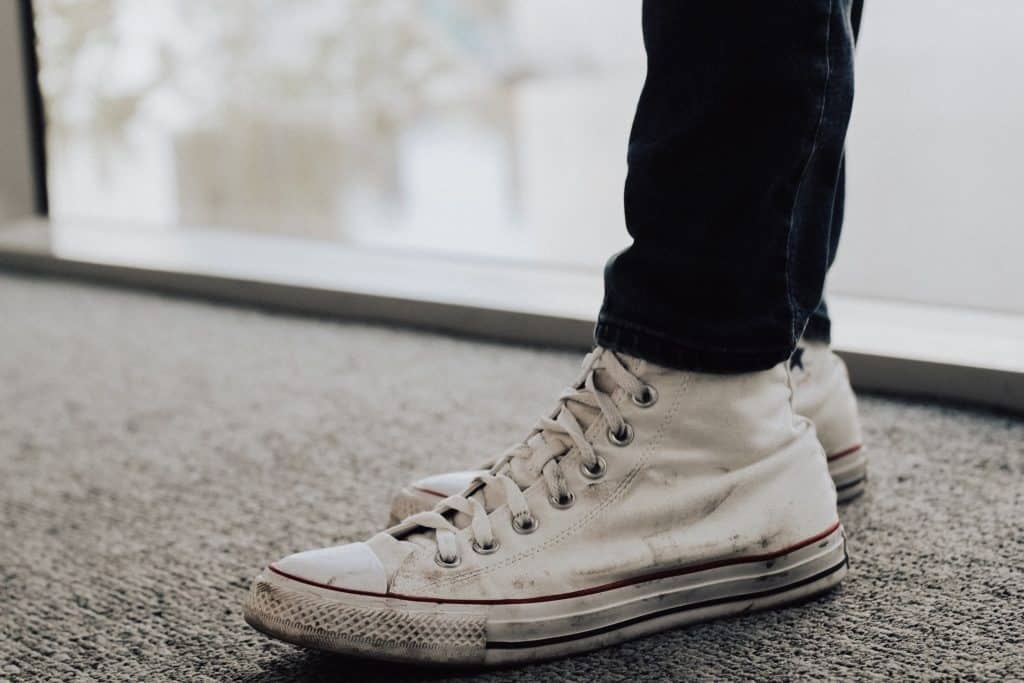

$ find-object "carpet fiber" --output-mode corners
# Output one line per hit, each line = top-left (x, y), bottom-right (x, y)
(1, 272), (1021, 681)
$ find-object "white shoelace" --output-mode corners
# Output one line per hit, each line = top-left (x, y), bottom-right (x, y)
(403, 348), (652, 566)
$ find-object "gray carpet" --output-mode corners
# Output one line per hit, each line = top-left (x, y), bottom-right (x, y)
(1, 272), (1021, 682)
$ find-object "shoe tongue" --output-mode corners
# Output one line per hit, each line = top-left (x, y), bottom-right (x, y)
(475, 355), (626, 506)
(366, 531), (417, 575)
(396, 349), (633, 547)
(563, 362), (619, 429)
(501, 353), (624, 489)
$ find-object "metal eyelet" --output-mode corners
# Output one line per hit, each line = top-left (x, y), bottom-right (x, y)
(548, 491), (576, 510)
(631, 385), (658, 408)
(607, 423), (634, 447)
(512, 514), (538, 534)
(472, 539), (500, 555)
(580, 456), (607, 480)
(434, 552), (461, 568)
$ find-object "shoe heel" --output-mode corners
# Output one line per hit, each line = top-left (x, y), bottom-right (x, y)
(828, 445), (868, 503)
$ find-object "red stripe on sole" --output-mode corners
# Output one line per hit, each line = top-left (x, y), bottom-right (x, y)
(827, 444), (862, 462)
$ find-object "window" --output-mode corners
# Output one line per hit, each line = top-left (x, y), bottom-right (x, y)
(4, 0), (1023, 411)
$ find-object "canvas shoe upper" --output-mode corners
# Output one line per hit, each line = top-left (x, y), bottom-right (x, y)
(791, 340), (866, 500)
(389, 341), (866, 523)
(245, 348), (847, 665)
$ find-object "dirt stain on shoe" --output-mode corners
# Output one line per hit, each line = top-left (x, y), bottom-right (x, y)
(758, 530), (783, 549)
(700, 484), (737, 517)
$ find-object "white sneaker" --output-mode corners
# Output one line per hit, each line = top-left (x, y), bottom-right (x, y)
(791, 341), (866, 501)
(245, 349), (847, 665)
(390, 341), (865, 523)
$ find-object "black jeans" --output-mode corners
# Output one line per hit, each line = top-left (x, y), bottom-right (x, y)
(597, 0), (863, 373)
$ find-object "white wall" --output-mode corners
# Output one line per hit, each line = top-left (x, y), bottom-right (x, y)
(833, 1), (1024, 314)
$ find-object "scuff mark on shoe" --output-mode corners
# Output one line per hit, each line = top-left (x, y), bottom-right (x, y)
(758, 529), (783, 549)
(700, 484), (737, 518)
(573, 546), (655, 579)
(511, 576), (536, 591)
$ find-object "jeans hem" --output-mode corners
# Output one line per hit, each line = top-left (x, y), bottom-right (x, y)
(594, 319), (792, 374)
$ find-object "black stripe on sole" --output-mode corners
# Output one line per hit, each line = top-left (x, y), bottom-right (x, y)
(835, 475), (867, 492)
(487, 557), (849, 650)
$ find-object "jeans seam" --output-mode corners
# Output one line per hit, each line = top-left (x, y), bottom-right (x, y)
(785, 0), (834, 345)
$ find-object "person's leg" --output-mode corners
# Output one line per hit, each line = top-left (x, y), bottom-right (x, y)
(597, 0), (858, 373)
(801, 165), (843, 342)
(805, 0), (864, 343)
(789, 0), (867, 499)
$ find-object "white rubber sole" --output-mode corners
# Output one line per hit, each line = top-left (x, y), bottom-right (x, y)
(244, 524), (848, 666)
(829, 445), (868, 503)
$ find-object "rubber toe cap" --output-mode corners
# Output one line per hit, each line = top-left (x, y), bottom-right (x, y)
(272, 541), (387, 593)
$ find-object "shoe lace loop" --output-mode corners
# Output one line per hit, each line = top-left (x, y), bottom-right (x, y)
(403, 348), (646, 565)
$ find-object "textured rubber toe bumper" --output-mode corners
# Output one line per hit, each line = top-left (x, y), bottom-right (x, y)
(244, 523), (848, 666)
(244, 578), (488, 664)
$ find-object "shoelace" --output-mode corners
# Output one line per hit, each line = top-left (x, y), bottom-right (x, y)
(403, 348), (654, 567)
